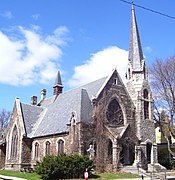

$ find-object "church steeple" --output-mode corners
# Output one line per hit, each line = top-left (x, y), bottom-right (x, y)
(128, 3), (144, 71)
(53, 71), (63, 95)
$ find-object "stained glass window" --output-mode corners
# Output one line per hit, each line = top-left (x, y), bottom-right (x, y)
(106, 99), (124, 126)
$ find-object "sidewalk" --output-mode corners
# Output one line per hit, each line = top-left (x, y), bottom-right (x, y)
(0, 175), (26, 180)
(116, 176), (175, 180)
(1, 175), (175, 180)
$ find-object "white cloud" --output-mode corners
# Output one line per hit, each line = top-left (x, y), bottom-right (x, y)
(68, 46), (128, 87)
(1, 11), (13, 19)
(0, 26), (69, 86)
(46, 26), (70, 46)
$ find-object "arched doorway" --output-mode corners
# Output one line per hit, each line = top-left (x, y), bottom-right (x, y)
(146, 143), (152, 164)
(120, 145), (134, 165)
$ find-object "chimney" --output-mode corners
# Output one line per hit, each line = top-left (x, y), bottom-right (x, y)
(165, 115), (169, 123)
(41, 89), (46, 100)
(31, 96), (37, 105)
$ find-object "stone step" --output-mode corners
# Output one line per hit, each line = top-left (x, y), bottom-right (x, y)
(122, 165), (141, 174)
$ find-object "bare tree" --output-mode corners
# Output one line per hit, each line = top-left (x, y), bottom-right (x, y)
(0, 109), (11, 131)
(150, 56), (175, 155)
(150, 56), (175, 122)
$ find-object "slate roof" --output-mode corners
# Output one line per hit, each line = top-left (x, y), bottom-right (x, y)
(21, 77), (107, 138)
(21, 104), (45, 137)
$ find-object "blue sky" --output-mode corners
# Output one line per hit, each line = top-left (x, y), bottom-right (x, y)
(0, 0), (175, 111)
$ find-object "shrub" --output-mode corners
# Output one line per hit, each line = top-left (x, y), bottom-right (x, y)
(158, 147), (172, 169)
(35, 154), (93, 180)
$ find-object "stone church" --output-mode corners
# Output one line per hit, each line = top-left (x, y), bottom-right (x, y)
(0, 4), (158, 172)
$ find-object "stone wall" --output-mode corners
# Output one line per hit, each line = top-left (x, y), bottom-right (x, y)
(21, 138), (32, 168)
(5, 101), (28, 171)
(31, 128), (82, 166)
(0, 144), (6, 169)
(92, 71), (136, 172)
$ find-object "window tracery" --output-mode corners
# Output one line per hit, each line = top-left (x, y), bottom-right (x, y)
(106, 99), (124, 126)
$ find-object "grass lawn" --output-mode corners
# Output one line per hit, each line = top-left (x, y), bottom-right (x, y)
(0, 170), (41, 180)
(0, 170), (140, 179)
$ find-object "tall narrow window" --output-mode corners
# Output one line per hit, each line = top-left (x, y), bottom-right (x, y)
(34, 142), (39, 159)
(107, 139), (113, 163)
(11, 126), (18, 159)
(143, 65), (146, 79)
(143, 89), (149, 119)
(58, 139), (64, 154)
(128, 68), (131, 79)
(45, 141), (50, 155)
(144, 89), (148, 99)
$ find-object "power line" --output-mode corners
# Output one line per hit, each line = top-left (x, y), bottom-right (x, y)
(119, 0), (175, 20)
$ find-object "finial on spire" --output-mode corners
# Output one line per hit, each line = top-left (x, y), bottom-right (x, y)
(131, 1), (134, 10)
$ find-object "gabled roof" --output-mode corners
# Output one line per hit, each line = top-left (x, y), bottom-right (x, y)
(21, 103), (45, 137)
(105, 124), (129, 139)
(21, 76), (107, 138)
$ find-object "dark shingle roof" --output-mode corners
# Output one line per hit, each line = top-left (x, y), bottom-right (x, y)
(22, 77), (107, 138)
(21, 104), (45, 137)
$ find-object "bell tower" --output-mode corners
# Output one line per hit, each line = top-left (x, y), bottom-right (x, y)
(126, 3), (157, 166)
(126, 3), (153, 139)
(126, 3), (147, 89)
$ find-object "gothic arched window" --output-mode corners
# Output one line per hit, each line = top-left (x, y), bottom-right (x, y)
(45, 141), (50, 155)
(58, 139), (64, 154)
(34, 142), (39, 159)
(106, 99), (124, 126)
(11, 125), (18, 159)
(143, 89), (149, 119)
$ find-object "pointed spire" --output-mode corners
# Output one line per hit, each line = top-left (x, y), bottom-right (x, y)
(53, 71), (63, 95)
(54, 71), (62, 87)
(128, 3), (144, 71)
